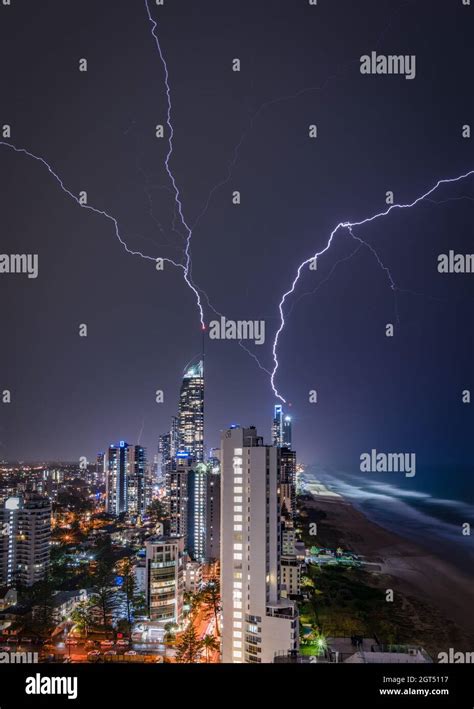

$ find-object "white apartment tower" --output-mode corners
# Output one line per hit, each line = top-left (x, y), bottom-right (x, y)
(0, 494), (51, 587)
(221, 426), (298, 663)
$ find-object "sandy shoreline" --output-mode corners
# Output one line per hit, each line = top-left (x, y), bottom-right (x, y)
(302, 489), (474, 650)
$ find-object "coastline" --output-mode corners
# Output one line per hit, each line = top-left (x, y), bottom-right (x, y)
(300, 484), (474, 653)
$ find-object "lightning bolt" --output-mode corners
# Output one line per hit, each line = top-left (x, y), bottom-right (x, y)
(144, 0), (205, 329)
(0, 141), (185, 272)
(286, 240), (364, 318)
(346, 225), (400, 326)
(0, 3), (213, 338)
(3, 0), (469, 405)
(271, 169), (474, 403)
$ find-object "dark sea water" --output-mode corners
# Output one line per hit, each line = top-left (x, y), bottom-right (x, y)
(304, 464), (474, 577)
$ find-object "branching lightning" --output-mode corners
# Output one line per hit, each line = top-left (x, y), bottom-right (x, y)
(2, 2), (473, 410)
(270, 169), (474, 402)
(0, 140), (185, 272)
(144, 0), (206, 329)
(346, 225), (400, 326)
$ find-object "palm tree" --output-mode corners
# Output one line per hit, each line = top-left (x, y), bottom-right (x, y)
(202, 634), (219, 663)
(200, 578), (221, 636)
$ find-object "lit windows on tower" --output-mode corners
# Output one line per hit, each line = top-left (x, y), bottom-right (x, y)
(272, 405), (292, 448)
(178, 360), (204, 462)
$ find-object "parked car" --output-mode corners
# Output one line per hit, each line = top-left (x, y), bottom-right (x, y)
(100, 640), (114, 647)
(87, 651), (101, 662)
(116, 639), (129, 647)
(104, 650), (117, 656)
(124, 650), (137, 656)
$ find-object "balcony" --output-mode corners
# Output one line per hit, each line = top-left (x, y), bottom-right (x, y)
(266, 602), (297, 620)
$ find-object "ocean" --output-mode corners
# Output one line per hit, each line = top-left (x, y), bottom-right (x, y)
(304, 464), (474, 576)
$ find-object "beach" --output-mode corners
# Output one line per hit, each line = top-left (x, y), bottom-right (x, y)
(301, 485), (474, 653)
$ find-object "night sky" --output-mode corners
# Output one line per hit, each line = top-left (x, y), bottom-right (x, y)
(0, 0), (473, 473)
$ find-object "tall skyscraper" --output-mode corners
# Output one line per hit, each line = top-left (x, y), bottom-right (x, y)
(187, 462), (207, 562)
(106, 441), (130, 515)
(106, 442), (146, 516)
(279, 447), (297, 519)
(221, 426), (298, 663)
(158, 433), (171, 477)
(163, 359), (207, 559)
(165, 453), (193, 543)
(170, 415), (179, 458)
(159, 414), (181, 479)
(128, 445), (146, 516)
(205, 459), (221, 563)
(0, 493), (51, 587)
(272, 405), (292, 448)
(178, 360), (204, 462)
(96, 452), (105, 486)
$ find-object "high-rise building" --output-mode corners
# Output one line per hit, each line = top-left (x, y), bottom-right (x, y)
(280, 521), (301, 598)
(178, 361), (204, 462)
(96, 453), (105, 486)
(280, 557), (301, 598)
(106, 441), (130, 515)
(272, 405), (292, 448)
(106, 442), (146, 516)
(221, 425), (298, 664)
(165, 453), (193, 543)
(158, 433), (171, 477)
(187, 462), (207, 562)
(159, 416), (180, 477)
(128, 445), (146, 516)
(279, 447), (297, 519)
(144, 464), (154, 513)
(205, 461), (221, 563)
(170, 415), (179, 458)
(166, 454), (220, 563)
(0, 493), (51, 587)
(145, 536), (184, 624)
